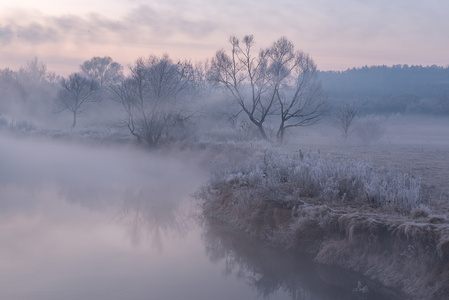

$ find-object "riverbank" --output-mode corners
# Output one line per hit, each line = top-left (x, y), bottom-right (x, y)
(197, 149), (449, 299)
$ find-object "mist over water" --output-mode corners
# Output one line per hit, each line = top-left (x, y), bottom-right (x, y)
(0, 135), (267, 300)
(0, 135), (209, 299)
(0, 134), (409, 300)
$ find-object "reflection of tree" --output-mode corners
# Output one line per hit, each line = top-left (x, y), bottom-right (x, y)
(59, 185), (189, 249)
(116, 189), (188, 249)
(201, 220), (403, 300)
(59, 185), (114, 210)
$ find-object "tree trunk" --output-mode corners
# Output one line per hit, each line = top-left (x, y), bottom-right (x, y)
(257, 124), (269, 141)
(343, 130), (348, 143)
(276, 120), (285, 144)
(71, 111), (77, 128)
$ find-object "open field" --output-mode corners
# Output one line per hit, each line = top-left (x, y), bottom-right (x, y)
(285, 115), (449, 213)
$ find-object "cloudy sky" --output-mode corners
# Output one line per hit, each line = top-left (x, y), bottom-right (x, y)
(0, 0), (448, 75)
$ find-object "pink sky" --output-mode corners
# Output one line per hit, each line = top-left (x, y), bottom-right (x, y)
(0, 0), (448, 75)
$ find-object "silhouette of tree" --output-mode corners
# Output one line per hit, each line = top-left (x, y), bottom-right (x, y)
(208, 35), (326, 143)
(55, 73), (100, 128)
(111, 55), (199, 147)
(334, 102), (358, 141)
(80, 56), (123, 100)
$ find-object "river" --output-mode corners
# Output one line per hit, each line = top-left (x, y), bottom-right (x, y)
(0, 135), (404, 300)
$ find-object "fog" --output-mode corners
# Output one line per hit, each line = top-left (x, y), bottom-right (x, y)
(1, 50), (448, 299)
(0, 133), (206, 216)
(0, 135), (215, 300)
(1, 133), (409, 300)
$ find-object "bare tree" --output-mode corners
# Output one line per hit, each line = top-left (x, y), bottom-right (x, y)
(208, 35), (272, 140)
(13, 58), (59, 119)
(334, 102), (358, 141)
(20, 57), (48, 83)
(17, 57), (58, 95)
(55, 73), (100, 128)
(111, 55), (199, 147)
(80, 56), (123, 100)
(208, 35), (325, 143)
(269, 37), (326, 143)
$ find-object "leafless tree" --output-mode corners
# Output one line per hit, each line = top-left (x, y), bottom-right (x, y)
(80, 56), (123, 100)
(55, 73), (100, 128)
(8, 58), (59, 119)
(208, 35), (326, 143)
(269, 37), (326, 143)
(111, 55), (199, 147)
(334, 102), (358, 141)
(208, 35), (272, 140)
(19, 57), (48, 83)
(17, 57), (58, 100)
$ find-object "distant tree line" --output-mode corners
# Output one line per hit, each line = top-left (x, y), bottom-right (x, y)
(0, 58), (59, 121)
(319, 65), (449, 115)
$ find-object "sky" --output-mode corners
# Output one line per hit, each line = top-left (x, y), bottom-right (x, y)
(0, 0), (448, 75)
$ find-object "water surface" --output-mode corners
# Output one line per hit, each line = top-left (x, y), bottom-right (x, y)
(0, 135), (403, 300)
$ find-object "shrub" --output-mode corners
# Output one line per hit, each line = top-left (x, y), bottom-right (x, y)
(205, 149), (421, 212)
(355, 115), (386, 144)
(10, 120), (36, 132)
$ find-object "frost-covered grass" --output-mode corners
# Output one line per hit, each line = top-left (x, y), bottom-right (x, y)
(207, 149), (421, 212)
(198, 147), (449, 300)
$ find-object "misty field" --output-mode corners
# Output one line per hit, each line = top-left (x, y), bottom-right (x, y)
(285, 115), (449, 212)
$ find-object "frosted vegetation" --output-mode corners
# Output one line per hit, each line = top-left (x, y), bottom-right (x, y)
(206, 149), (421, 213)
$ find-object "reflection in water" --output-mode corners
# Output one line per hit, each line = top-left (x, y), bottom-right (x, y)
(115, 188), (188, 249)
(59, 185), (117, 210)
(202, 221), (405, 300)
(58, 185), (189, 249)
(0, 134), (203, 250)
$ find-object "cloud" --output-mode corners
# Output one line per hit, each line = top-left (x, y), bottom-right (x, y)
(0, 25), (14, 45)
(1, 0), (448, 73)
(0, 4), (219, 47)
(15, 22), (59, 43)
